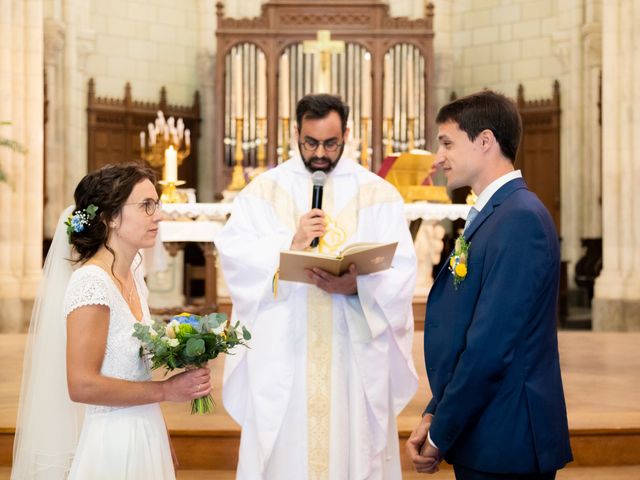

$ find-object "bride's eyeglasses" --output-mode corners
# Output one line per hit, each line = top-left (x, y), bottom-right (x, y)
(125, 198), (162, 216)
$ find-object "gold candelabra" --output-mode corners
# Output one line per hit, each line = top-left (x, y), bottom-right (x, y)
(360, 117), (370, 169)
(281, 117), (290, 161)
(385, 118), (394, 157)
(407, 117), (415, 151)
(140, 111), (190, 203)
(227, 118), (247, 191)
(158, 179), (186, 204)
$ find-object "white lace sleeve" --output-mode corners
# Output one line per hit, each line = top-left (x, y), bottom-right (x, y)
(63, 268), (111, 318)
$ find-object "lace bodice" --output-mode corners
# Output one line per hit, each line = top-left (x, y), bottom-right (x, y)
(63, 264), (152, 414)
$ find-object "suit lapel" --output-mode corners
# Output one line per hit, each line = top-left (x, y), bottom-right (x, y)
(431, 178), (528, 287)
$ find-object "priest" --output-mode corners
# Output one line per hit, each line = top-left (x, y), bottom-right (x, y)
(216, 94), (418, 479)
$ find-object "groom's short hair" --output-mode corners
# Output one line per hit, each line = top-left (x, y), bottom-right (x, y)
(436, 90), (522, 163)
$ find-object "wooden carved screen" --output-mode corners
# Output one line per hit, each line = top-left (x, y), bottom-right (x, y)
(214, 0), (435, 195)
(87, 79), (201, 189)
(515, 81), (561, 233)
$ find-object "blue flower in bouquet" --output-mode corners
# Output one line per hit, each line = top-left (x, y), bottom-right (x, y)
(132, 311), (251, 414)
(172, 313), (200, 328)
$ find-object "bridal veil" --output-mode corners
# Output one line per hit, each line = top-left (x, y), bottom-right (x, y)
(12, 206), (84, 479)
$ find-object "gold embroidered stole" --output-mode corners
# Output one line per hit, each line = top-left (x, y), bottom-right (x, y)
(307, 177), (361, 480)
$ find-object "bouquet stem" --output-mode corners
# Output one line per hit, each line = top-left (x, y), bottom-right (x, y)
(191, 394), (214, 414)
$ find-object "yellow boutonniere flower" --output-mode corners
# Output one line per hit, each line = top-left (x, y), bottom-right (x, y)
(449, 234), (470, 290)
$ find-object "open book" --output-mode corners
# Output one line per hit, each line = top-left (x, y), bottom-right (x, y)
(278, 242), (398, 284)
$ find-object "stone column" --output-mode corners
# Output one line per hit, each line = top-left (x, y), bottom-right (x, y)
(43, 18), (66, 238)
(550, 0), (602, 287)
(580, 18), (602, 239)
(592, 0), (640, 330)
(432, 0), (454, 115)
(0, 0), (44, 332)
(62, 0), (85, 196)
(197, 0), (217, 202)
(552, 0), (584, 286)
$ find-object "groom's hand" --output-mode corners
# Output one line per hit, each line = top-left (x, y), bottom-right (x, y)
(419, 443), (441, 474)
(407, 413), (440, 474)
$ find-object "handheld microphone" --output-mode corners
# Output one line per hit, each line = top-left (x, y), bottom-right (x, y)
(310, 171), (327, 248)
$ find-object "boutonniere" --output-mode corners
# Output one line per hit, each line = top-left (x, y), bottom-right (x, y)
(449, 234), (470, 289)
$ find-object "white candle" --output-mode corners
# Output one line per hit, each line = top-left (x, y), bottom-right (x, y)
(257, 52), (267, 118)
(279, 53), (289, 119)
(361, 52), (372, 118)
(406, 54), (415, 119)
(384, 54), (393, 119)
(185, 129), (191, 147)
(234, 53), (243, 119)
(164, 145), (178, 183)
(140, 131), (145, 150)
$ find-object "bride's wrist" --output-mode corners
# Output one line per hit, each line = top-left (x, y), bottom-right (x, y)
(157, 380), (168, 402)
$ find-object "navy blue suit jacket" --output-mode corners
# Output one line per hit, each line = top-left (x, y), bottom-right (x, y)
(424, 178), (572, 474)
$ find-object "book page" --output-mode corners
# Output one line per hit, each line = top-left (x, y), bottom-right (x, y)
(340, 242), (380, 256)
(282, 249), (338, 260)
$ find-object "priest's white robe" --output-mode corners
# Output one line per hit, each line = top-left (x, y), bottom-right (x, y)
(216, 155), (418, 480)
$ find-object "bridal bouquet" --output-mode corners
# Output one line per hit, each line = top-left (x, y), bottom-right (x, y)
(133, 312), (251, 414)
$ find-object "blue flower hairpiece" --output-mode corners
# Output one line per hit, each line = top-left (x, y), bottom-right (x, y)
(65, 204), (99, 241)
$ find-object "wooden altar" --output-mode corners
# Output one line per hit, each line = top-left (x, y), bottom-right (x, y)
(150, 202), (469, 310)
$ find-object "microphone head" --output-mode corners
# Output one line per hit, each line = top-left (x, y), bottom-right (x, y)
(312, 171), (327, 187)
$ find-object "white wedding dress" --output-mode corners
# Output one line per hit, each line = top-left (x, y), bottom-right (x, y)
(63, 264), (175, 479)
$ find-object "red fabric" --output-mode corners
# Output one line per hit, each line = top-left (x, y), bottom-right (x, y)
(376, 155), (398, 179)
(376, 154), (435, 185)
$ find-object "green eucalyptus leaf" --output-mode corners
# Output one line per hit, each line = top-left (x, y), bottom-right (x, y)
(185, 337), (206, 357)
(242, 326), (252, 341)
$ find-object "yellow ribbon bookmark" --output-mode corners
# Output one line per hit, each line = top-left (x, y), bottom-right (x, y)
(272, 269), (279, 299)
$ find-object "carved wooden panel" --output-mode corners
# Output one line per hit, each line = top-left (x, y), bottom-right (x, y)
(87, 79), (201, 189)
(516, 81), (561, 233)
(214, 0), (435, 194)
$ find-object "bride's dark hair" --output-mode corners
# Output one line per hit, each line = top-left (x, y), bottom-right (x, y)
(70, 163), (157, 264)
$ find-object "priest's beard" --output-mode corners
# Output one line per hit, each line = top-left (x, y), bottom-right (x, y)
(301, 144), (345, 173)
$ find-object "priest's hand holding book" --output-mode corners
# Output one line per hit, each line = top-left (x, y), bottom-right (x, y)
(307, 263), (359, 295)
(281, 210), (398, 295)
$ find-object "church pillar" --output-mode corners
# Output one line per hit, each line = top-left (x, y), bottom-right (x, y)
(551, 0), (602, 290)
(432, 0), (454, 119)
(580, 2), (602, 239)
(552, 1), (583, 287)
(0, 0), (44, 332)
(62, 0), (85, 198)
(592, 0), (640, 330)
(43, 0), (94, 237)
(196, 0), (217, 202)
(43, 18), (66, 238)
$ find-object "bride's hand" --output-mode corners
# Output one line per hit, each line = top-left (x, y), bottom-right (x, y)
(161, 367), (212, 402)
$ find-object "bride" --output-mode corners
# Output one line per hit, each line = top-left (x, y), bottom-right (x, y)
(12, 163), (211, 479)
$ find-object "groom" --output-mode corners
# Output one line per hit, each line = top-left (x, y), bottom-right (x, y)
(407, 91), (573, 479)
